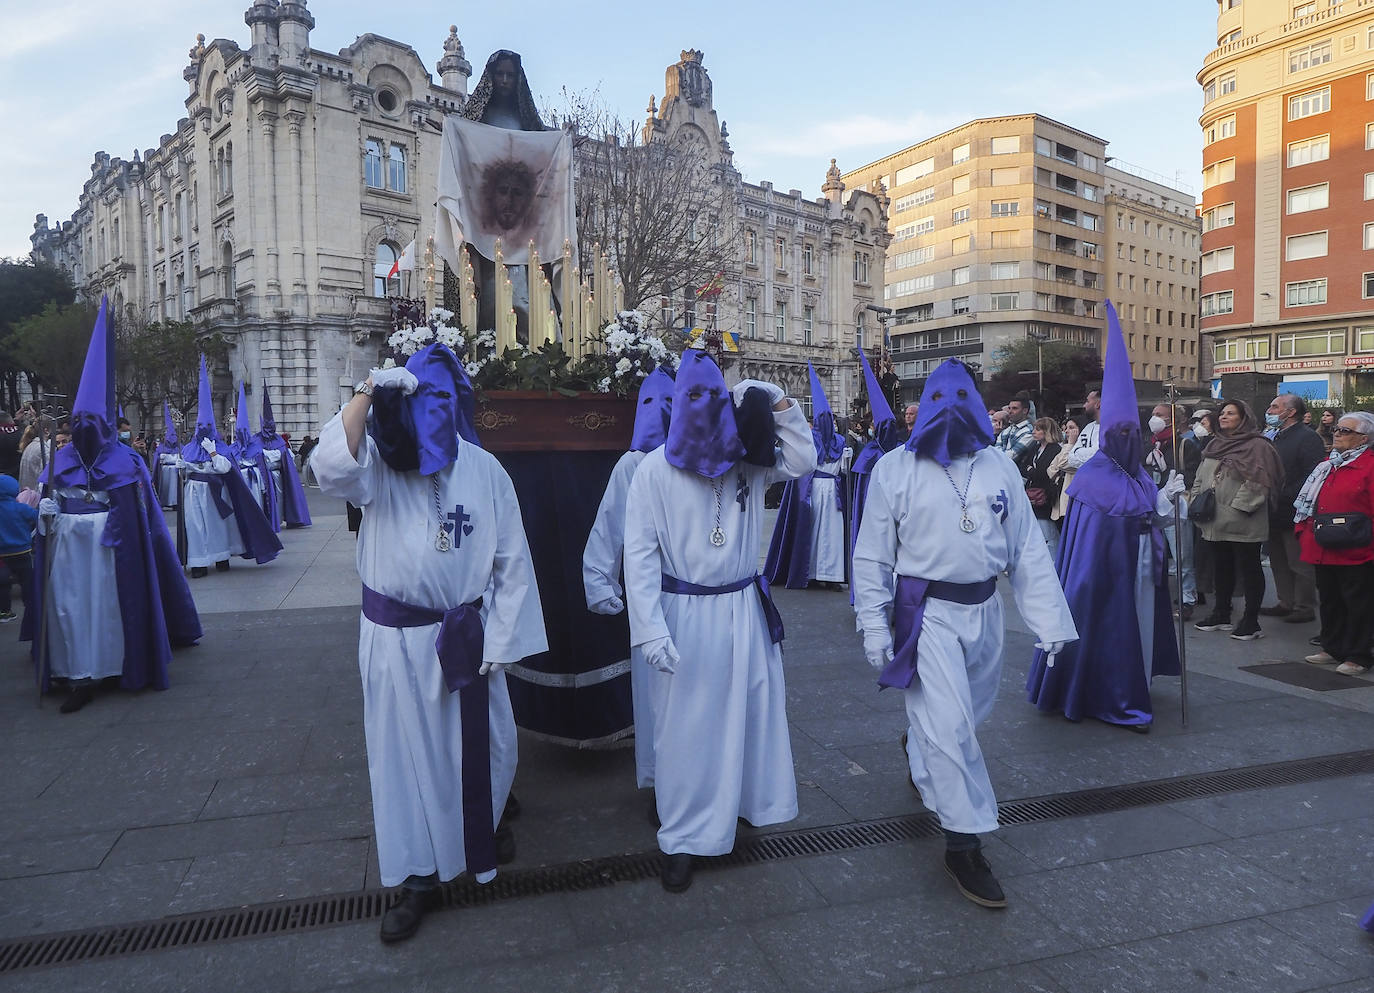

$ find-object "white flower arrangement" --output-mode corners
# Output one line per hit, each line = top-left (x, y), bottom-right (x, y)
(591, 310), (678, 394)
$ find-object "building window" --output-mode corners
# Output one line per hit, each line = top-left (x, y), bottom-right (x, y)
(1367, 123), (1374, 150)
(952, 174), (970, 195)
(1365, 273), (1374, 299)
(913, 216), (935, 235)
(803, 243), (813, 274)
(952, 296), (970, 315)
(1365, 221), (1374, 250)
(1278, 330), (1345, 355)
(950, 235), (970, 255)
(1083, 242), (1099, 260)
(1368, 72), (1374, 100)
(1287, 182), (1329, 213)
(1293, 2), (1316, 17)
(745, 298), (756, 337)
(388, 144), (407, 193)
(853, 251), (869, 282)
(1288, 40), (1332, 73)
(990, 199), (1019, 217)
(1366, 172), (1374, 199)
(374, 241), (400, 296)
(889, 246), (935, 269)
(746, 230), (758, 265)
(989, 261), (1020, 279)
(1201, 290), (1235, 317)
(1285, 278), (1327, 306)
(1287, 134), (1329, 167)
(952, 266), (970, 285)
(1285, 231), (1328, 260)
(1288, 86), (1330, 120)
(990, 135), (1020, 155)
(221, 242), (235, 299)
(855, 314), (865, 349)
(894, 158), (935, 185)
(1357, 326), (1374, 352)
(364, 139), (384, 188)
(776, 237), (787, 270)
(952, 142), (970, 164)
(1214, 335), (1269, 361)
(991, 167), (1019, 186)
(803, 306), (814, 344)
(989, 292), (1019, 311)
(775, 301), (786, 341)
(952, 206), (970, 225)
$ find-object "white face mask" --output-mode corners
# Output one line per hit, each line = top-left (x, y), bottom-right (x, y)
(1148, 415), (1167, 434)
(1191, 423), (1209, 438)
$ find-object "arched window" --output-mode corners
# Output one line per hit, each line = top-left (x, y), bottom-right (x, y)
(221, 241), (235, 299)
(388, 144), (407, 193)
(364, 140), (384, 189)
(374, 241), (400, 297)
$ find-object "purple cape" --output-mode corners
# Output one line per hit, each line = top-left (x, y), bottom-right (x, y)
(764, 470), (847, 590)
(664, 350), (743, 479)
(257, 387), (312, 528)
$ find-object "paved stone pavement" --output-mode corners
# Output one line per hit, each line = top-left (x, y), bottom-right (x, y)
(0, 488), (1370, 992)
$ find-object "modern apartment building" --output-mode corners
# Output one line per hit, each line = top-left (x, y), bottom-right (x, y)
(1103, 166), (1204, 389)
(1198, 0), (1374, 405)
(843, 115), (1110, 402)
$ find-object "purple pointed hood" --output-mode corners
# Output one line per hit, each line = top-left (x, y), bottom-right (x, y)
(904, 359), (995, 466)
(631, 366), (674, 453)
(369, 344), (481, 476)
(808, 363), (844, 462)
(231, 382), (262, 461)
(859, 348), (901, 452)
(180, 355), (230, 461)
(664, 350), (744, 478)
(259, 386), (278, 441)
(47, 297), (141, 490)
(162, 400), (178, 447)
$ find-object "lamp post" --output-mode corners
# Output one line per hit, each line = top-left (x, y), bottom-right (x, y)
(1027, 329), (1049, 401)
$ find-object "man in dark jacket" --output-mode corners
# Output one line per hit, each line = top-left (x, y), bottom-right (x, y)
(1262, 394), (1326, 623)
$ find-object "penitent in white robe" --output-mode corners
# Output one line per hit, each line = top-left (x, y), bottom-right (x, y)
(624, 401), (817, 856)
(853, 447), (1076, 835)
(45, 487), (124, 680)
(311, 414), (547, 886)
(809, 456), (846, 583)
(156, 454), (180, 508)
(582, 449), (654, 787)
(178, 455), (246, 568)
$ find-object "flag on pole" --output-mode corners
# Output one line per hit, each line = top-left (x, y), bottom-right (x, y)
(387, 240), (416, 280)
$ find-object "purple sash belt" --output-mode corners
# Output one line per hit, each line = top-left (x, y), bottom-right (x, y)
(879, 574), (998, 690)
(813, 470), (844, 512)
(361, 585), (485, 693)
(361, 584), (497, 880)
(58, 498), (109, 515)
(661, 572), (784, 644)
(186, 472), (235, 520)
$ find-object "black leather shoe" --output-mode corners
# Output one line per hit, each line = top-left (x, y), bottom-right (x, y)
(214, 559), (231, 572)
(494, 824), (515, 865)
(379, 888), (430, 943)
(943, 849), (1006, 908)
(59, 684), (95, 714)
(661, 852), (694, 893)
(190, 567), (208, 578)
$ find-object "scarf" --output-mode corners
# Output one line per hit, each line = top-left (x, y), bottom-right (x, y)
(1202, 401), (1283, 493)
(1294, 445), (1369, 523)
(1145, 427), (1173, 476)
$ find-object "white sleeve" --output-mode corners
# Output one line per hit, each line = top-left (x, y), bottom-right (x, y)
(1064, 422), (1099, 470)
(582, 452), (636, 607)
(483, 460), (549, 663)
(623, 461), (670, 648)
(310, 411), (381, 507)
(851, 457), (898, 641)
(766, 400), (819, 483)
(1000, 459), (1078, 644)
(208, 454), (233, 474)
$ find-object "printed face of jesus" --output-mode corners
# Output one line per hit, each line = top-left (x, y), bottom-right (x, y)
(480, 159), (535, 233)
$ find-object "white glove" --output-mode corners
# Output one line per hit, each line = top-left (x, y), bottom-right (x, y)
(588, 595), (624, 616)
(731, 379), (785, 406)
(479, 661), (510, 677)
(38, 498), (60, 519)
(1155, 470), (1185, 517)
(863, 630), (894, 671)
(1035, 640), (1067, 668)
(370, 366), (419, 395)
(200, 437), (217, 456)
(642, 636), (680, 674)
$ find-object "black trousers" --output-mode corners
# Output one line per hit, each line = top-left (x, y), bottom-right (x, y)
(1315, 562), (1374, 663)
(1212, 539), (1264, 621)
(0, 551), (33, 614)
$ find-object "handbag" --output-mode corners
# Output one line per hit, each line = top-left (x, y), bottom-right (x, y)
(1313, 511), (1373, 549)
(1189, 488), (1217, 523)
(1025, 487), (1049, 508)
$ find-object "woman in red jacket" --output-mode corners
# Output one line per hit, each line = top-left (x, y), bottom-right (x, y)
(1296, 410), (1374, 675)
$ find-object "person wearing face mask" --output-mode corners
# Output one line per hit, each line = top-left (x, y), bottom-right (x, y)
(1260, 394), (1326, 625)
(622, 352), (815, 895)
(1029, 304), (1181, 734)
(853, 358), (1076, 909)
(1144, 403), (1201, 618)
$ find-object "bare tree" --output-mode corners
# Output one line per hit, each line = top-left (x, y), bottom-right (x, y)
(555, 90), (740, 331)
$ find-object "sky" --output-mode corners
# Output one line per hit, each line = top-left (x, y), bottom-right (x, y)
(0, 0), (1219, 260)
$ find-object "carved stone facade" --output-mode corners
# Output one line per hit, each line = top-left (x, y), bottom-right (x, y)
(32, 10), (884, 433)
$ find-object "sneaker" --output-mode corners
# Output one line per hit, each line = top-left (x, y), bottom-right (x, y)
(943, 849), (1006, 909)
(1194, 613), (1233, 632)
(1309, 636), (1324, 647)
(1336, 662), (1370, 676)
(1282, 609), (1316, 624)
(1229, 619), (1263, 641)
(0, 611), (15, 624)
(1305, 652), (1336, 664)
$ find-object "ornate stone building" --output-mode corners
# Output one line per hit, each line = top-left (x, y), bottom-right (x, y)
(32, 5), (885, 433)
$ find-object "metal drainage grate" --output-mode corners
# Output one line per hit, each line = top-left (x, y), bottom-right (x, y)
(3, 747), (1372, 974)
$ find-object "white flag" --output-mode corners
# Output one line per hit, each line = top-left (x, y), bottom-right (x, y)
(433, 117), (576, 272)
(387, 239), (416, 279)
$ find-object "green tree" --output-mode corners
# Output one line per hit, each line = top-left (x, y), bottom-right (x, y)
(116, 318), (230, 431)
(0, 258), (76, 410)
(8, 301), (98, 415)
(984, 339), (1103, 421)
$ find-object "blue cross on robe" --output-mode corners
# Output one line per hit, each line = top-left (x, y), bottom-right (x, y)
(445, 504), (474, 548)
(735, 470), (750, 512)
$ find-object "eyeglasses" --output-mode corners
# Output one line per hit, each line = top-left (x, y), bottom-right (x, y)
(1333, 427), (1367, 436)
